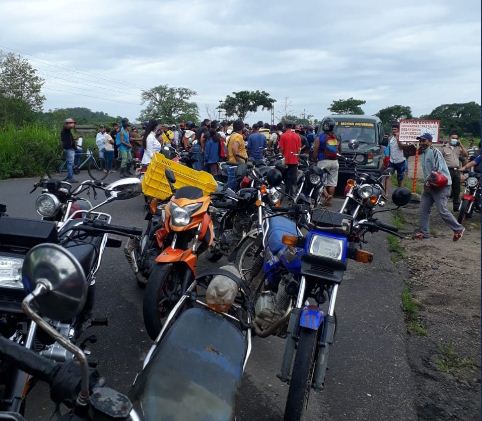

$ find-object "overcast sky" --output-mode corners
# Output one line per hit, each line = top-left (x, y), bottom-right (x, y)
(1, 0), (480, 123)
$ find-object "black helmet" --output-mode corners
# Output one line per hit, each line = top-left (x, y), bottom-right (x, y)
(321, 117), (336, 133)
(266, 168), (283, 187)
(391, 187), (411, 207)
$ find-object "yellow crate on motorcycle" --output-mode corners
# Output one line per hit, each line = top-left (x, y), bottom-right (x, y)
(142, 153), (218, 200)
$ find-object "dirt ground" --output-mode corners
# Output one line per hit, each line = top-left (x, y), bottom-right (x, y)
(395, 201), (480, 420)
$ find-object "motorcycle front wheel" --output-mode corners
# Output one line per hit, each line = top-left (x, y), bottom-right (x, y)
(143, 264), (184, 340)
(234, 236), (264, 286)
(284, 327), (318, 421)
(457, 199), (471, 224)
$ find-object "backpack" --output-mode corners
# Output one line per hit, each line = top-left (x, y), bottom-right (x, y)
(318, 133), (338, 160)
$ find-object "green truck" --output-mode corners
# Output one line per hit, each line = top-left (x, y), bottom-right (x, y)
(321, 114), (387, 190)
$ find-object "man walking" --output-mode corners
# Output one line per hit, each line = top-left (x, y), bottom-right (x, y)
(60, 118), (78, 183)
(414, 133), (465, 241)
(441, 132), (468, 211)
(279, 122), (301, 197)
(96, 125), (107, 170)
(247, 123), (267, 161)
(116, 118), (133, 178)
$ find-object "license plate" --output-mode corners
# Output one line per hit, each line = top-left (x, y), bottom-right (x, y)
(300, 306), (324, 330)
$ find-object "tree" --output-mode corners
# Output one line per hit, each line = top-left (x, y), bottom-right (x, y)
(0, 51), (45, 112)
(140, 85), (199, 123)
(328, 97), (366, 115)
(40, 107), (118, 127)
(280, 114), (314, 126)
(0, 95), (35, 126)
(422, 102), (481, 136)
(376, 105), (413, 132)
(219, 90), (275, 121)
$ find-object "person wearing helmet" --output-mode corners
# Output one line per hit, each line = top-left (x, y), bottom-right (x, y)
(115, 117), (133, 177)
(413, 133), (465, 241)
(312, 117), (341, 204)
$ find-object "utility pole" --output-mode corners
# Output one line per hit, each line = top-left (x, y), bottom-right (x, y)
(271, 105), (275, 125)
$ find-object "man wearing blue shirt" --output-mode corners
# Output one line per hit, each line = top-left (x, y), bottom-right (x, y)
(247, 124), (267, 161)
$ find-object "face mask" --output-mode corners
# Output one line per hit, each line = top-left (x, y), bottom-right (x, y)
(450, 139), (458, 146)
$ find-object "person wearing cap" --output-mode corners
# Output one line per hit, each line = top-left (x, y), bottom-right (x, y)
(115, 118), (133, 177)
(387, 123), (407, 187)
(60, 118), (78, 183)
(441, 132), (468, 211)
(414, 133), (465, 241)
(95, 125), (107, 171)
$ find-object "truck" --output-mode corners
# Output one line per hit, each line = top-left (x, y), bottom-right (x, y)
(320, 114), (388, 191)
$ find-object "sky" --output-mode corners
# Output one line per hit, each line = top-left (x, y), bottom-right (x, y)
(0, 0), (480, 123)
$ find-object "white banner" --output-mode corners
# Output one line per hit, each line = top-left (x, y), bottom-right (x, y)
(399, 119), (440, 143)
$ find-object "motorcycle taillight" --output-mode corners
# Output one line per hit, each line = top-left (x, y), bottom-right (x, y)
(241, 176), (251, 188)
(69, 202), (83, 219)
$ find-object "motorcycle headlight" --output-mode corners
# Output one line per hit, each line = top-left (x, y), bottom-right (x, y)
(0, 257), (24, 289)
(467, 177), (478, 188)
(308, 233), (347, 262)
(170, 202), (202, 226)
(309, 174), (321, 185)
(35, 193), (60, 217)
(358, 184), (373, 199)
(268, 187), (281, 204)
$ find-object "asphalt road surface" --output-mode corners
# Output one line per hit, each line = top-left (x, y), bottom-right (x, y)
(0, 173), (417, 420)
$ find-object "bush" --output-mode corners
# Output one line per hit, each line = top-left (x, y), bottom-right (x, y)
(0, 124), (62, 179)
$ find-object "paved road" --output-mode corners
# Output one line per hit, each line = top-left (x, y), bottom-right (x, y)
(0, 174), (417, 420)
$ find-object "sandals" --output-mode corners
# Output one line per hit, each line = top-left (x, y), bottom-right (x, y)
(453, 228), (465, 242)
(412, 231), (429, 240)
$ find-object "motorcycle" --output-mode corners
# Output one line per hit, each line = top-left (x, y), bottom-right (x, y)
(457, 170), (480, 224)
(142, 169), (215, 340)
(234, 180), (411, 420)
(0, 244), (250, 420)
(0, 178), (143, 414)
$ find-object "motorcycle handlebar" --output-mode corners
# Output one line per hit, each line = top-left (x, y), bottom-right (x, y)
(0, 335), (58, 384)
(70, 220), (143, 237)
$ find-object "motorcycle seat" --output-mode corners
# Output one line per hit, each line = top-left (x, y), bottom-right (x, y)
(266, 216), (298, 255)
(130, 307), (246, 421)
(174, 186), (204, 200)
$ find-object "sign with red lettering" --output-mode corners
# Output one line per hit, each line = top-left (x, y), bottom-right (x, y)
(399, 119), (440, 143)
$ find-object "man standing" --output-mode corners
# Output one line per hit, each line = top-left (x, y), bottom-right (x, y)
(279, 122), (301, 197)
(441, 132), (468, 211)
(116, 118), (133, 178)
(312, 117), (340, 205)
(387, 123), (407, 187)
(414, 133), (465, 241)
(110, 123), (120, 170)
(227, 119), (248, 164)
(247, 124), (267, 161)
(96, 125), (107, 170)
(60, 118), (78, 183)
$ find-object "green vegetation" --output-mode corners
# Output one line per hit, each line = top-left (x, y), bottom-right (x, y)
(328, 97), (366, 115)
(434, 342), (477, 375)
(219, 90), (275, 121)
(39, 107), (119, 127)
(0, 124), (61, 179)
(376, 105), (413, 133)
(387, 235), (404, 262)
(401, 287), (427, 336)
(392, 210), (406, 230)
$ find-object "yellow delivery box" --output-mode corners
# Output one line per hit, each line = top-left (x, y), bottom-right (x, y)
(142, 153), (218, 200)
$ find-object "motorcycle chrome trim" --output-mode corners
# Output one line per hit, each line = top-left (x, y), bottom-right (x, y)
(22, 283), (90, 407)
(171, 233), (177, 250)
(129, 409), (141, 421)
(295, 276), (306, 309)
(328, 284), (339, 316)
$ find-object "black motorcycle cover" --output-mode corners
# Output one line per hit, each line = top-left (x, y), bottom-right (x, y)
(130, 307), (246, 421)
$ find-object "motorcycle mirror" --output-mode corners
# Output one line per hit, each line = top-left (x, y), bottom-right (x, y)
(391, 187), (412, 207)
(348, 139), (360, 150)
(22, 243), (88, 321)
(105, 178), (142, 200)
(165, 169), (176, 184)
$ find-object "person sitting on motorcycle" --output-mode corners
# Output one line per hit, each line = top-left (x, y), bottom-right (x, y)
(460, 154), (481, 172)
(141, 120), (161, 167)
(312, 117), (341, 205)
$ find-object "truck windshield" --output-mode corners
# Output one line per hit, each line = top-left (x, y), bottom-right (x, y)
(334, 122), (377, 144)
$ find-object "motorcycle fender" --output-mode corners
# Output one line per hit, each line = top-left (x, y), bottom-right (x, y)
(299, 306), (324, 331)
(131, 308), (247, 420)
(463, 194), (475, 202)
(155, 247), (196, 274)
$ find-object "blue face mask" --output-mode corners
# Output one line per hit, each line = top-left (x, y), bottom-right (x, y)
(450, 139), (458, 146)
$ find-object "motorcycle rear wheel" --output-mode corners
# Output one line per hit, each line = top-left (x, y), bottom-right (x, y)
(235, 236), (264, 285)
(143, 264), (182, 340)
(284, 327), (318, 421)
(457, 199), (470, 224)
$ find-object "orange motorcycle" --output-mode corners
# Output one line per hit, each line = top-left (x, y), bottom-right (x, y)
(143, 169), (215, 340)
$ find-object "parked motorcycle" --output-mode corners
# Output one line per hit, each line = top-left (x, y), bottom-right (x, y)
(458, 170), (480, 224)
(142, 169), (215, 340)
(0, 178), (143, 414)
(0, 245), (250, 420)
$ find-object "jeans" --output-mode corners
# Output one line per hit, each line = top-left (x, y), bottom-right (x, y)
(64, 148), (75, 179)
(227, 165), (238, 190)
(419, 185), (463, 236)
(104, 150), (114, 171)
(448, 168), (461, 208)
(75, 147), (83, 168)
(120, 149), (132, 169)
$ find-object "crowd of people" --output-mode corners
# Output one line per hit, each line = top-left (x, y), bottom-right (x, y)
(60, 115), (480, 241)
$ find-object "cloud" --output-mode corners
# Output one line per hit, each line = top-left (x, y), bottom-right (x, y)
(0, 0), (479, 121)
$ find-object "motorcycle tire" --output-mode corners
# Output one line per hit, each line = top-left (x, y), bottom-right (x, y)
(234, 236), (264, 285)
(284, 327), (318, 421)
(457, 199), (470, 224)
(143, 264), (182, 340)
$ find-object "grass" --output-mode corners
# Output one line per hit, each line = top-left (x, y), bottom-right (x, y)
(387, 234), (404, 262)
(392, 209), (406, 230)
(401, 287), (427, 336)
(434, 342), (477, 375)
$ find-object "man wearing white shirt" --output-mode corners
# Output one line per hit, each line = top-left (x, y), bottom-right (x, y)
(96, 125), (107, 170)
(387, 123), (407, 187)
